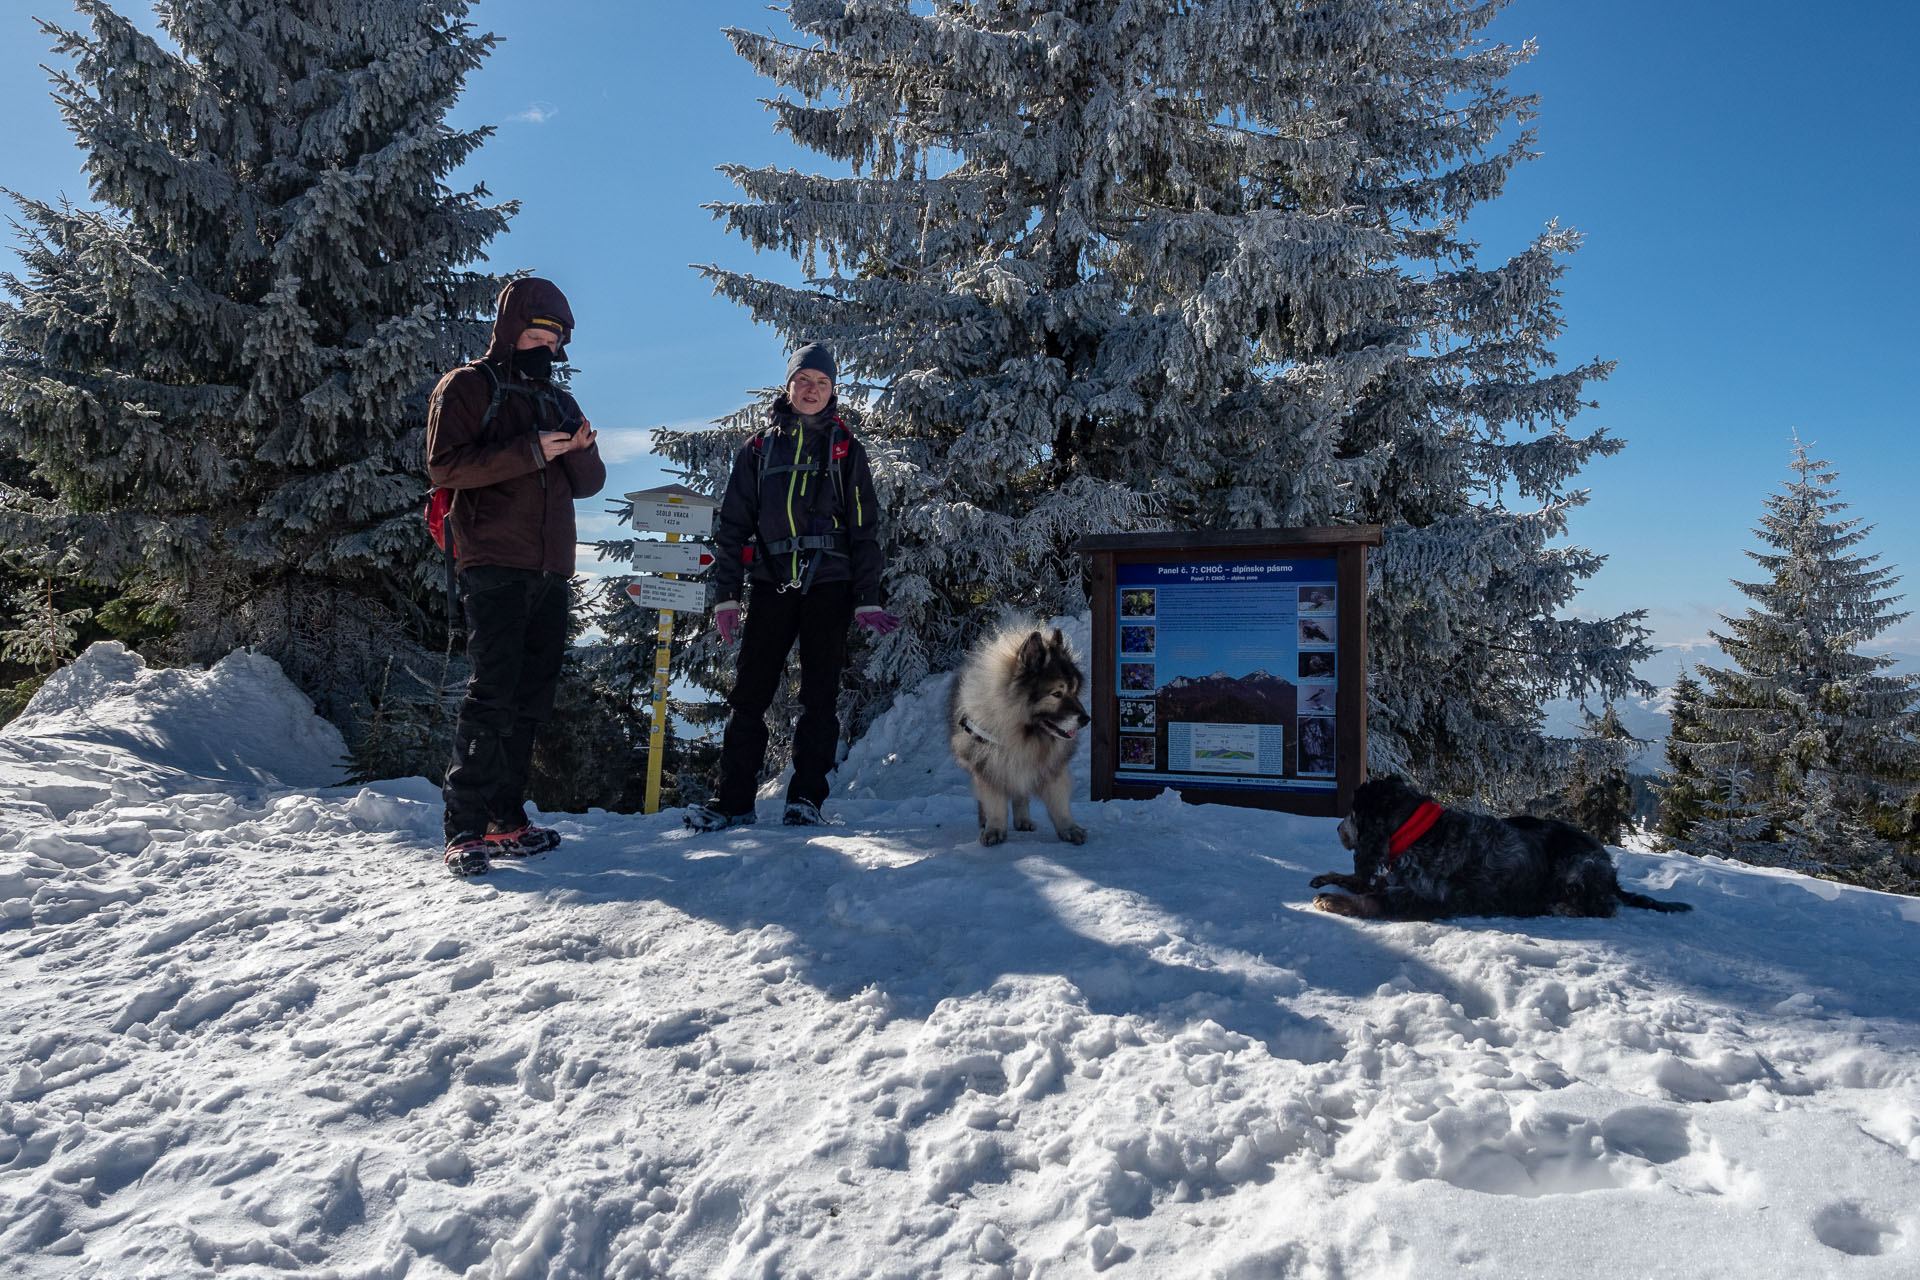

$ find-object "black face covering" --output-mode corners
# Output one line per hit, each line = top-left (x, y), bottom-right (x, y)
(513, 344), (556, 382)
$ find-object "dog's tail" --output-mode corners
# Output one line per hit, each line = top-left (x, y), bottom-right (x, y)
(1618, 889), (1692, 914)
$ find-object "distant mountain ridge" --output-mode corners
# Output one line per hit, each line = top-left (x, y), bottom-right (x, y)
(1156, 670), (1295, 723)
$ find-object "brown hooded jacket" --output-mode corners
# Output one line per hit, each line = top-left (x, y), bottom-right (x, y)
(425, 278), (606, 575)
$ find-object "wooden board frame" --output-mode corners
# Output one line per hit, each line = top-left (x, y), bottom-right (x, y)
(1078, 526), (1383, 818)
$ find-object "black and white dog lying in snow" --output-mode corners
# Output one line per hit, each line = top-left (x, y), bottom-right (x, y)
(1310, 776), (1691, 920)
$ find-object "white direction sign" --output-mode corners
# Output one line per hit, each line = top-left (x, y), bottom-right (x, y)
(631, 541), (714, 576)
(631, 499), (713, 537)
(626, 576), (707, 613)
(626, 484), (719, 537)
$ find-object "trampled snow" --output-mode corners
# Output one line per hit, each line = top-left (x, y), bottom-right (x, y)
(2, 642), (1917, 1277)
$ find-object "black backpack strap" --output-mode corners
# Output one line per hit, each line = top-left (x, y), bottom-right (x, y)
(760, 533), (847, 557)
(824, 417), (850, 510)
(470, 357), (508, 431)
(531, 384), (584, 433)
(441, 359), (514, 632)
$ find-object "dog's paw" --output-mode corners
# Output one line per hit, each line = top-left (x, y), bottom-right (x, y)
(1308, 873), (1335, 889)
(979, 828), (1007, 847)
(1014, 817), (1037, 832)
(1058, 824), (1087, 845)
(1312, 893), (1359, 916)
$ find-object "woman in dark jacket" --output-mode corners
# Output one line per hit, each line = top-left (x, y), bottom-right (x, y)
(687, 343), (896, 830)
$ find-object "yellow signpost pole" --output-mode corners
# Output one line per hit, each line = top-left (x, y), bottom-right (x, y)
(643, 531), (678, 816)
(625, 483), (717, 817)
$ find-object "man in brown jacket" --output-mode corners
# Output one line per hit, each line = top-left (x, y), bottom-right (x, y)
(426, 277), (604, 875)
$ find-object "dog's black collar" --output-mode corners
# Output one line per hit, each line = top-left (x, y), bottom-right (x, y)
(959, 715), (1001, 747)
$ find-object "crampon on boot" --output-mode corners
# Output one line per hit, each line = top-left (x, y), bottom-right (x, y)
(483, 821), (561, 858)
(444, 835), (490, 877)
(684, 804), (756, 833)
(782, 800), (826, 826)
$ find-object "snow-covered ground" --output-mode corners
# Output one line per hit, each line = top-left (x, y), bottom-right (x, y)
(3, 642), (1918, 1279)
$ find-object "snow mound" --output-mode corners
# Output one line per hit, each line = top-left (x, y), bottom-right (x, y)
(0, 643), (346, 816)
(836, 667), (966, 800)
(838, 613), (1093, 801)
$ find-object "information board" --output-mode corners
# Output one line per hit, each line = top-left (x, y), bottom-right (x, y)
(1078, 526), (1381, 818)
(1111, 557), (1339, 793)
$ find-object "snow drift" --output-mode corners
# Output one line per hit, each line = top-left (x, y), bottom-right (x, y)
(1, 643), (1917, 1277)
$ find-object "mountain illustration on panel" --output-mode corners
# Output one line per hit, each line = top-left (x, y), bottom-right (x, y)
(1155, 670), (1299, 774)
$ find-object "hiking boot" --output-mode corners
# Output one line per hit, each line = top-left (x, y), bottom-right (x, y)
(484, 821), (561, 857)
(444, 834), (490, 877)
(685, 804), (756, 833)
(782, 799), (826, 826)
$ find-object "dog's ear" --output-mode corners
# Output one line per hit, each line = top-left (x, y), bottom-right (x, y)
(1048, 628), (1067, 655)
(1016, 631), (1047, 673)
(1352, 777), (1392, 809)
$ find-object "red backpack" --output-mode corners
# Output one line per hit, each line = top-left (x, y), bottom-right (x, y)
(426, 486), (456, 553)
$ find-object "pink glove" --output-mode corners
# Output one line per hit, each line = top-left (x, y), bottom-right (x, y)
(715, 603), (741, 646)
(855, 606), (899, 637)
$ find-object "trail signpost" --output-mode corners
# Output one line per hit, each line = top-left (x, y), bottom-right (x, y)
(623, 484), (721, 814)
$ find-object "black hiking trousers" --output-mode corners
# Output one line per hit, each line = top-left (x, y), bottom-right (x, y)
(714, 580), (854, 816)
(443, 565), (569, 841)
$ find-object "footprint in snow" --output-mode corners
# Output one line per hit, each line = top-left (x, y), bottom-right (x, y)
(645, 1008), (719, 1048)
(1811, 1201), (1903, 1257)
(1599, 1105), (1691, 1165)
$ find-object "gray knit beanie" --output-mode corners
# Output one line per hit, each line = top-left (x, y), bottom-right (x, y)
(786, 342), (837, 385)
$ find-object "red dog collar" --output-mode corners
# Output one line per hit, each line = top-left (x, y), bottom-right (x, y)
(1387, 801), (1444, 859)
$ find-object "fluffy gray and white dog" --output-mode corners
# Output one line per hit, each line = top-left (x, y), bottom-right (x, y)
(948, 625), (1090, 846)
(1310, 775), (1691, 919)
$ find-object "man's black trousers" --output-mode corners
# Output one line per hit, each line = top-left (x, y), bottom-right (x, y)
(443, 566), (569, 841)
(715, 580), (854, 816)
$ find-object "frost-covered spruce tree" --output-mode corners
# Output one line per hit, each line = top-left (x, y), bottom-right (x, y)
(0, 577), (88, 679)
(658, 0), (1651, 796)
(1687, 750), (1780, 868)
(0, 0), (512, 721)
(1654, 669), (1712, 844)
(1676, 441), (1920, 884)
(1559, 703), (1636, 846)
(0, 445), (176, 720)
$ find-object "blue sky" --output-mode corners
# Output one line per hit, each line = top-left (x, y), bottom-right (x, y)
(4, 0), (1916, 695)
